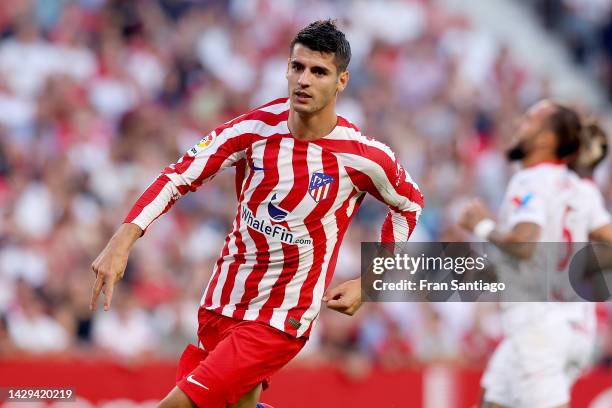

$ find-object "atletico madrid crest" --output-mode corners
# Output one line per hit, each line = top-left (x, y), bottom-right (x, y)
(308, 172), (335, 202)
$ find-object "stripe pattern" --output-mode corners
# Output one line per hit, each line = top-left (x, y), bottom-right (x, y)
(124, 98), (424, 337)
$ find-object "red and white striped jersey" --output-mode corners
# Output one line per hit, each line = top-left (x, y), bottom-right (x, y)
(125, 98), (424, 337)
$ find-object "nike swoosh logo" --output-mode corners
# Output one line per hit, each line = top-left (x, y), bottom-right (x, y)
(251, 164), (267, 171)
(187, 375), (209, 390)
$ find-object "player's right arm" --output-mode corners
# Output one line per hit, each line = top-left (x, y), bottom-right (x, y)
(90, 119), (253, 311)
(124, 123), (250, 232)
(488, 224), (540, 259)
(460, 198), (540, 259)
(459, 173), (544, 259)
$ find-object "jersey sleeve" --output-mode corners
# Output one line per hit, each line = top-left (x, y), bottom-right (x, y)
(503, 174), (547, 228)
(347, 141), (424, 249)
(124, 122), (250, 232)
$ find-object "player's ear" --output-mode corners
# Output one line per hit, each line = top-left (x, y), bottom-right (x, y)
(337, 70), (349, 93)
(286, 58), (291, 79)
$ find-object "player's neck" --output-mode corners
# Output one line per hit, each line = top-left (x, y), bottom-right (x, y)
(288, 105), (338, 141)
(522, 153), (563, 168)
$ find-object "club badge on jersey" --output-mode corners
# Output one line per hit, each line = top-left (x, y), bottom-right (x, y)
(308, 172), (335, 202)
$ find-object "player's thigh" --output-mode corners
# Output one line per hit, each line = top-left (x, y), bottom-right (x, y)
(158, 385), (261, 408)
(158, 386), (197, 408)
(231, 384), (262, 408)
(513, 320), (572, 407)
(161, 382), (262, 408)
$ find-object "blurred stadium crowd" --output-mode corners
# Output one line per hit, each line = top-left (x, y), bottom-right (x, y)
(1, 0), (612, 376)
(532, 0), (612, 98)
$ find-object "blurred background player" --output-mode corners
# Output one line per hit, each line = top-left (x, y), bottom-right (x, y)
(459, 100), (612, 408)
(90, 20), (423, 408)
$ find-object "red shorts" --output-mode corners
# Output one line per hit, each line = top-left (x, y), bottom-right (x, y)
(175, 308), (306, 407)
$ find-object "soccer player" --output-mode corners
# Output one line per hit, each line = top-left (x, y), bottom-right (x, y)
(459, 100), (611, 408)
(89, 20), (423, 408)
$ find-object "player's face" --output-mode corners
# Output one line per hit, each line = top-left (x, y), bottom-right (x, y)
(517, 101), (554, 140)
(287, 44), (348, 115)
(507, 101), (556, 161)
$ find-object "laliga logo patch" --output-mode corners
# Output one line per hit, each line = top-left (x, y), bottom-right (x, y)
(197, 133), (215, 149)
(188, 133), (216, 156)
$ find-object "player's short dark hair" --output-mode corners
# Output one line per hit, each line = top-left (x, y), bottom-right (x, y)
(548, 104), (582, 159)
(290, 19), (351, 73)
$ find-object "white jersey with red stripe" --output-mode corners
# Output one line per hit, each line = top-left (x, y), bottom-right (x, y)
(482, 164), (610, 406)
(498, 163), (588, 242)
(125, 98), (424, 337)
(496, 162), (608, 329)
(562, 177), (611, 326)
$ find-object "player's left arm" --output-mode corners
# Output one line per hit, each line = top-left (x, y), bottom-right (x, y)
(322, 279), (362, 316)
(324, 142), (424, 315)
(585, 189), (612, 272)
(584, 223), (612, 279)
(590, 224), (612, 242)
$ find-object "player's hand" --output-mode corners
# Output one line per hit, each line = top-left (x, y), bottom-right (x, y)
(90, 242), (129, 311)
(90, 224), (141, 311)
(323, 278), (362, 316)
(459, 198), (492, 232)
